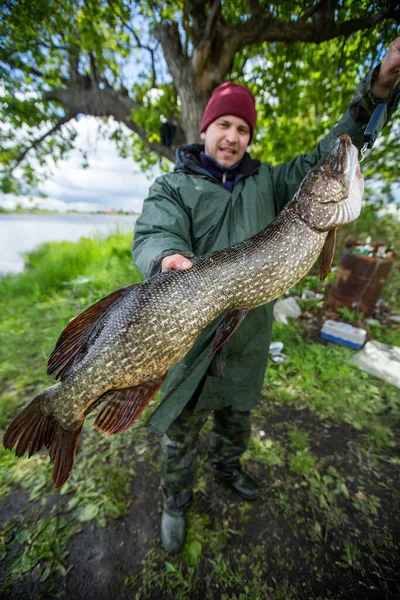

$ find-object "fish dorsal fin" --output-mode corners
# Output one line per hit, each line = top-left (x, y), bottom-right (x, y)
(208, 309), (248, 357)
(93, 374), (167, 435)
(319, 229), (337, 281)
(47, 284), (137, 380)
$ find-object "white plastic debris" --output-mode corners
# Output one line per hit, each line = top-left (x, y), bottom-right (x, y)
(350, 340), (400, 389)
(301, 289), (324, 301)
(273, 297), (302, 325)
(269, 341), (284, 353)
(269, 341), (287, 363)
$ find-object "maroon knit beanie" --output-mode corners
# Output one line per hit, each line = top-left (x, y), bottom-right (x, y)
(200, 82), (257, 141)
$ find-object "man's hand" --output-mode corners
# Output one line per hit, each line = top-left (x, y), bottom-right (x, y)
(371, 37), (400, 99)
(161, 254), (193, 272)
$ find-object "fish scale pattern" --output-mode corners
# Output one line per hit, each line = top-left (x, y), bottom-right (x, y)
(3, 137), (365, 489)
(51, 135), (364, 427)
(54, 205), (328, 426)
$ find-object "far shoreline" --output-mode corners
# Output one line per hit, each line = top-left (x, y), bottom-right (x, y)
(0, 208), (139, 216)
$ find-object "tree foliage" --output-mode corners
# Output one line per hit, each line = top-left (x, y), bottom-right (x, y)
(0, 0), (399, 194)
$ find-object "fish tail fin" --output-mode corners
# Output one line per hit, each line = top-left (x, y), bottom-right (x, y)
(3, 389), (84, 490)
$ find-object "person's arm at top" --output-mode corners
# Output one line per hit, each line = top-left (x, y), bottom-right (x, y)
(132, 175), (193, 277)
(271, 38), (400, 214)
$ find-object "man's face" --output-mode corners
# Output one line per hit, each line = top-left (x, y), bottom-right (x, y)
(200, 115), (251, 169)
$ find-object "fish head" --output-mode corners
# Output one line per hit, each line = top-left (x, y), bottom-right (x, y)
(293, 134), (364, 231)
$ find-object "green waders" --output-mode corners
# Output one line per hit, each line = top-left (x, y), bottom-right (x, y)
(160, 377), (251, 511)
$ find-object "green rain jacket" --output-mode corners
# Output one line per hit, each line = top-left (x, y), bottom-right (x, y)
(132, 68), (399, 436)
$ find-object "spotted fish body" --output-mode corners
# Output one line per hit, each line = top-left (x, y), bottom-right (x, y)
(3, 135), (363, 488)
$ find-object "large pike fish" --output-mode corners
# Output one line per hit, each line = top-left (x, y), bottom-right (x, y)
(3, 135), (364, 488)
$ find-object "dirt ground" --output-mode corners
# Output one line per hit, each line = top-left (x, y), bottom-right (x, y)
(1, 405), (400, 600)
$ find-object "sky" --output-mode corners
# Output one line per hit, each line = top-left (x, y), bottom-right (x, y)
(0, 117), (161, 214)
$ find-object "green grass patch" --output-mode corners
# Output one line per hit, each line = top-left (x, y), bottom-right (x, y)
(2, 514), (82, 592)
(1, 226), (399, 598)
(265, 319), (400, 434)
(0, 231), (146, 585)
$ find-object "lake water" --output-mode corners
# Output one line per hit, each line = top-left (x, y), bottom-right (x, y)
(0, 213), (137, 275)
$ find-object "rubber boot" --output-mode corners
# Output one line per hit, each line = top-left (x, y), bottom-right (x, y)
(161, 506), (186, 553)
(212, 466), (259, 500)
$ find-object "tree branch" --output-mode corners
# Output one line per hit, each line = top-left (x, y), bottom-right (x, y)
(89, 52), (100, 85)
(300, 0), (338, 22)
(68, 44), (82, 85)
(336, 35), (349, 80)
(45, 87), (176, 161)
(117, 6), (160, 88)
(197, 0), (222, 48)
(227, 2), (399, 51)
(12, 112), (77, 171)
(184, 0), (209, 46)
(37, 40), (69, 52)
(154, 22), (189, 88)
(2, 54), (64, 83)
(247, 0), (262, 16)
(129, 29), (158, 88)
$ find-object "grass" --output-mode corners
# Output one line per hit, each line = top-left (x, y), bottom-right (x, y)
(1, 226), (400, 598)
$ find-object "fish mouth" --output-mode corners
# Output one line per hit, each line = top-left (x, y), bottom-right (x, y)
(323, 134), (353, 176)
(311, 135), (358, 205)
(293, 134), (364, 231)
(322, 138), (364, 228)
(318, 134), (359, 202)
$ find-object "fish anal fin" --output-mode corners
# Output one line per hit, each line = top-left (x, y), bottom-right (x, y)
(319, 229), (337, 281)
(208, 309), (248, 357)
(47, 284), (138, 381)
(3, 396), (84, 489)
(49, 422), (84, 489)
(94, 374), (167, 435)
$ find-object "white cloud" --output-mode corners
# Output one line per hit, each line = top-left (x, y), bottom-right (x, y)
(1, 116), (163, 213)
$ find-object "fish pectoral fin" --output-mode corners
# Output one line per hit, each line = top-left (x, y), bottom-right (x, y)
(318, 229), (336, 281)
(47, 284), (139, 381)
(208, 309), (248, 357)
(3, 395), (84, 490)
(93, 374), (167, 435)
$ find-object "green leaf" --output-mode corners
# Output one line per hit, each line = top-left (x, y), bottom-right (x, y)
(15, 529), (31, 545)
(183, 540), (203, 567)
(40, 564), (52, 582)
(164, 561), (177, 573)
(77, 503), (100, 522)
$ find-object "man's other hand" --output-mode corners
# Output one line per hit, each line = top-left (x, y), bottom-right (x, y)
(372, 37), (400, 99)
(161, 254), (193, 272)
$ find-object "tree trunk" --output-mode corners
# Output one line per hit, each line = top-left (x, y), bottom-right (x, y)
(179, 80), (210, 144)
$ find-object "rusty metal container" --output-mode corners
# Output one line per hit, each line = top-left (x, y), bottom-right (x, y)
(326, 249), (393, 317)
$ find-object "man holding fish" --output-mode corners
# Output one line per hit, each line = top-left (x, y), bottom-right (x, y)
(132, 39), (400, 553)
(3, 39), (400, 557)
